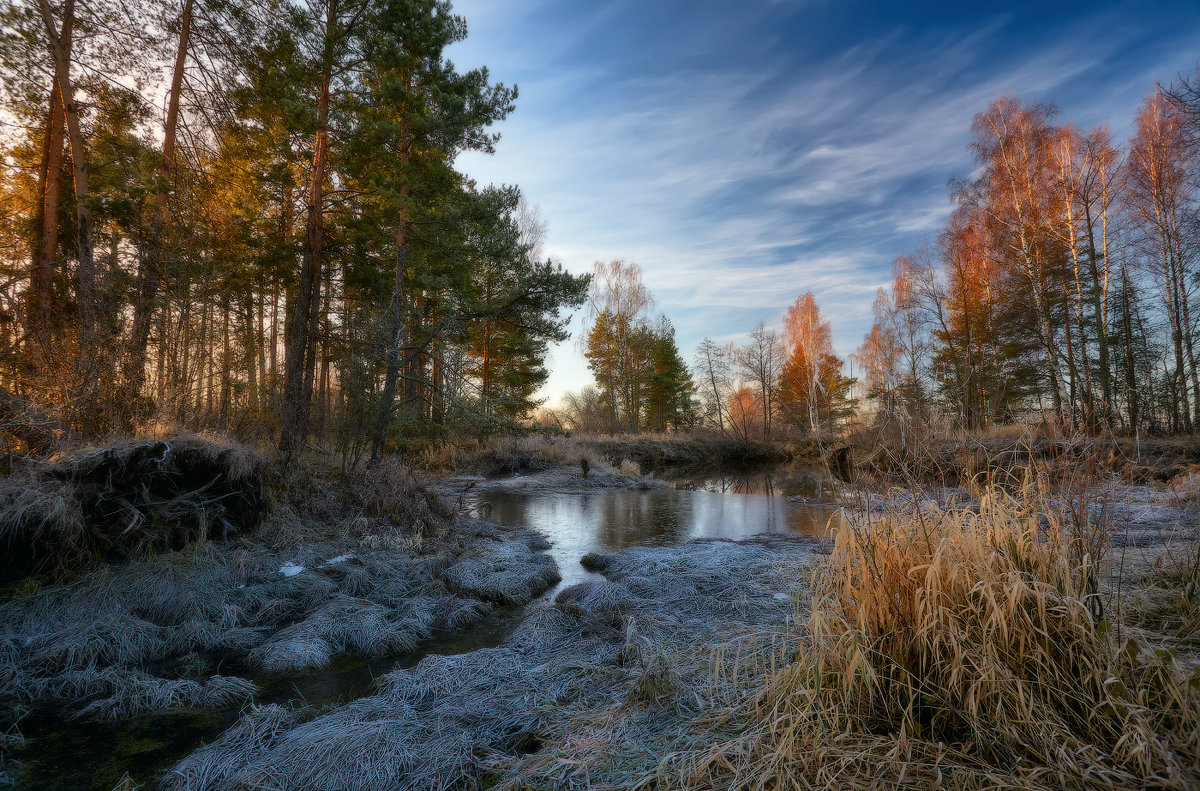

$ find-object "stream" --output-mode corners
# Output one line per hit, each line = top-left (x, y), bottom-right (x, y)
(7, 463), (843, 790)
(474, 463), (844, 592)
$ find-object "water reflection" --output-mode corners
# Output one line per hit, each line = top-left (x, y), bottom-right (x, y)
(664, 462), (837, 497)
(474, 478), (842, 588)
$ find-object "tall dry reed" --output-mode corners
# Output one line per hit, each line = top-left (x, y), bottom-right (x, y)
(666, 479), (1200, 790)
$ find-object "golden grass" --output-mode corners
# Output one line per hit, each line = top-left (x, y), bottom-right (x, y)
(1167, 468), (1200, 505)
(662, 481), (1200, 790)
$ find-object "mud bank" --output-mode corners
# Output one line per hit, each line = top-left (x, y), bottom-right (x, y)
(161, 534), (828, 790)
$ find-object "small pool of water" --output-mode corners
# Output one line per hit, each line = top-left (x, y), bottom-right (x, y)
(471, 464), (843, 589)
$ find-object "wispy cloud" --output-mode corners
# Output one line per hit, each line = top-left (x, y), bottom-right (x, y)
(449, 0), (1200, 404)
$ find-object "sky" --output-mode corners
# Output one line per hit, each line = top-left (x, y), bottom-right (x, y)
(446, 0), (1200, 407)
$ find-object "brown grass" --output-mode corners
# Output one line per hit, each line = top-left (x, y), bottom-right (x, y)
(659, 480), (1200, 790)
(414, 435), (609, 476)
(1167, 467), (1200, 505)
(414, 432), (789, 477)
(0, 435), (267, 580)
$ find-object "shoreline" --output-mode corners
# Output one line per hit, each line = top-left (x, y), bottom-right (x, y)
(1, 438), (1196, 789)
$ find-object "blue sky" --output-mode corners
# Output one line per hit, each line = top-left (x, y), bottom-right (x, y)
(447, 0), (1200, 406)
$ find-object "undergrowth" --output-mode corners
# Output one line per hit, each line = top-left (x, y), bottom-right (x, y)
(660, 476), (1200, 790)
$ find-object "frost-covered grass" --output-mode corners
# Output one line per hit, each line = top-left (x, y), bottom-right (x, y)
(161, 536), (824, 791)
(657, 482), (1200, 791)
(0, 452), (559, 724)
(158, 477), (1200, 791)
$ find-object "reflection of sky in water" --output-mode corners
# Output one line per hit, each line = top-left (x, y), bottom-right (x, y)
(475, 486), (842, 588)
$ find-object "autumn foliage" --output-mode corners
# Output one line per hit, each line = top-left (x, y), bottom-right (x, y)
(855, 86), (1200, 436)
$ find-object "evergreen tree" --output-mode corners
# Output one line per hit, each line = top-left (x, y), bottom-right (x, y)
(644, 318), (694, 431)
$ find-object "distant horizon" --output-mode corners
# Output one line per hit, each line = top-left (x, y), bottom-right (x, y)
(447, 0), (1200, 408)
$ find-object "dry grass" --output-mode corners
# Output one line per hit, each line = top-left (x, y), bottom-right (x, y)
(0, 435), (268, 580)
(659, 481), (1200, 790)
(1167, 467), (1200, 504)
(415, 432), (788, 478)
(415, 435), (609, 476)
(585, 432), (789, 470)
(618, 458), (641, 477)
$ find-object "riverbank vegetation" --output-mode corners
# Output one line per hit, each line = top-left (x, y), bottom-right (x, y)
(1, 0), (1198, 788)
(652, 475), (1200, 790)
(122, 468), (1194, 791)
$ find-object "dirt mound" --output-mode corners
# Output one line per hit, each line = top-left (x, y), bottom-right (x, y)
(0, 436), (266, 580)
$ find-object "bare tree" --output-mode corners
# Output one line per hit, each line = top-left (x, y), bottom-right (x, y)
(694, 336), (731, 434)
(733, 322), (782, 440)
(1125, 89), (1199, 432)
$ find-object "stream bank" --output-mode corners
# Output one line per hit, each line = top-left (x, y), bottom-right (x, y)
(2, 450), (844, 789)
(0, 447), (560, 790)
(6, 440), (1194, 789)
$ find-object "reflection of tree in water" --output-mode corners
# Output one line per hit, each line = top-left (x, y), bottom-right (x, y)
(670, 463), (834, 498)
(595, 491), (693, 549)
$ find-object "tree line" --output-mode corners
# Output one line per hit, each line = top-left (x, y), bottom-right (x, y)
(546, 260), (693, 435)
(555, 262), (855, 441)
(0, 0), (589, 459)
(560, 76), (1200, 443)
(855, 83), (1200, 438)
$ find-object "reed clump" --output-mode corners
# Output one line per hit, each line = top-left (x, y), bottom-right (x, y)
(668, 481), (1200, 790)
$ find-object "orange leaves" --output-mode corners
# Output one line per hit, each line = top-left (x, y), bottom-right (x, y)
(782, 291), (833, 362)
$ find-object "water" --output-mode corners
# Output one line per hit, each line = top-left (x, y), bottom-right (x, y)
(471, 464), (843, 590)
(7, 463), (842, 790)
